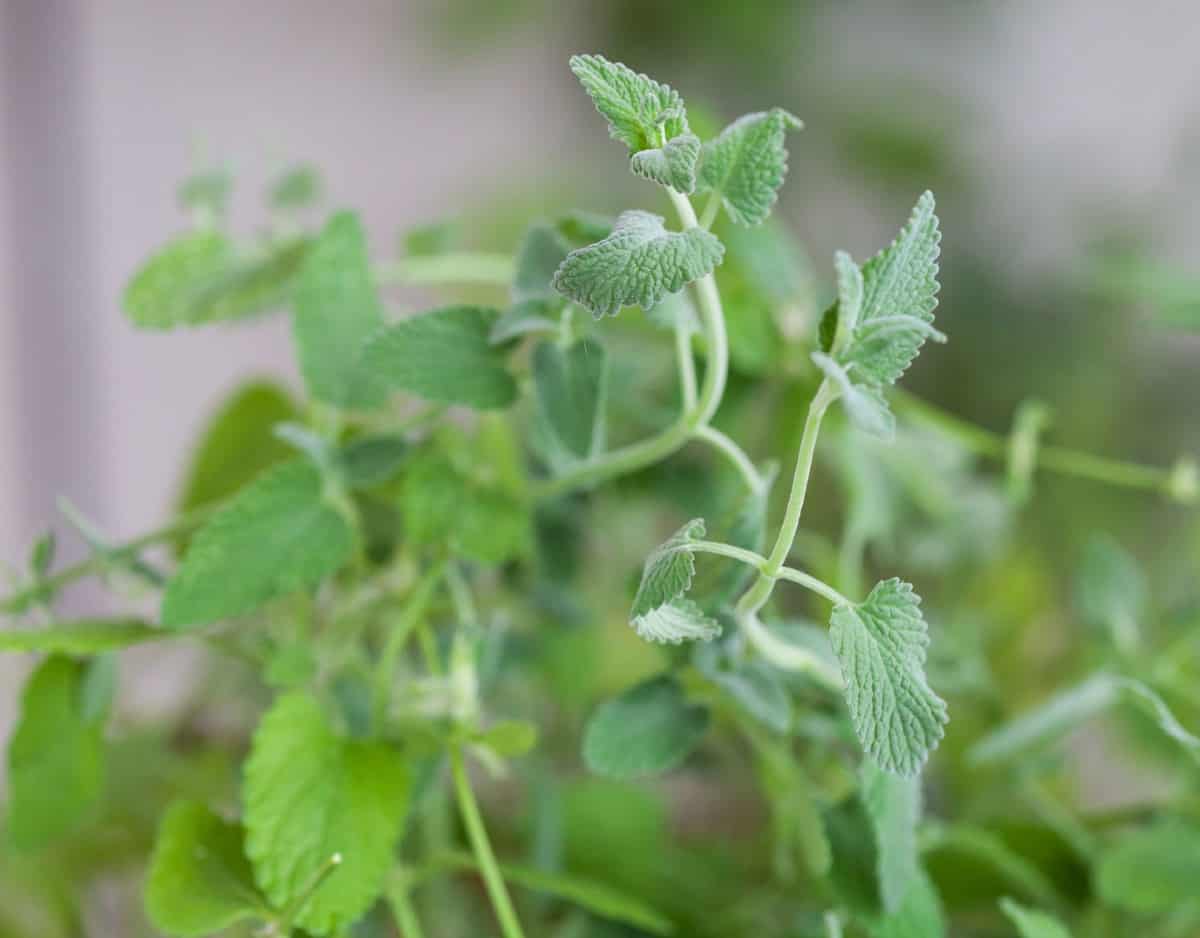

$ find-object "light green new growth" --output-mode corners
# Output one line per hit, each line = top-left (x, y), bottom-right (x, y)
(552, 210), (724, 318)
(631, 133), (702, 194)
(568, 54), (689, 152)
(697, 109), (803, 226)
(830, 580), (948, 775)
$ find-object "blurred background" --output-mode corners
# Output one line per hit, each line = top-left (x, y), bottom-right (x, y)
(1, 0), (1199, 919)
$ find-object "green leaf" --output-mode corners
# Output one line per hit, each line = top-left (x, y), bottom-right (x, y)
(162, 461), (354, 628)
(363, 305), (518, 409)
(437, 850), (674, 935)
(533, 339), (609, 460)
(176, 381), (299, 514)
(843, 191), (943, 386)
(999, 898), (1072, 938)
(861, 761), (921, 913)
(0, 618), (163, 654)
(145, 800), (268, 937)
(568, 54), (689, 153)
(813, 352), (896, 440)
(243, 693), (410, 935)
(631, 133), (701, 194)
(702, 657), (792, 734)
(512, 224), (572, 304)
(829, 579), (948, 775)
(872, 870), (945, 938)
(472, 720), (539, 758)
(834, 249), (865, 338)
(552, 210), (724, 319)
(292, 211), (387, 409)
(490, 299), (559, 344)
(697, 108), (803, 226)
(6, 656), (105, 850)
(124, 232), (309, 329)
(337, 435), (408, 488)
(922, 823), (1061, 908)
(1096, 821), (1200, 914)
(628, 519), (720, 643)
(583, 675), (709, 779)
(269, 164), (321, 210)
(1074, 534), (1145, 650)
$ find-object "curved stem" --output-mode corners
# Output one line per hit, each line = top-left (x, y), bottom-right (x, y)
(374, 252), (514, 288)
(675, 315), (698, 410)
(450, 748), (526, 938)
(690, 540), (767, 568)
(776, 566), (850, 606)
(693, 425), (762, 493)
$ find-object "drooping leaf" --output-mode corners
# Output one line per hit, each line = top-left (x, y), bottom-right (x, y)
(363, 305), (518, 409)
(829, 579), (948, 775)
(6, 656), (106, 850)
(872, 870), (946, 938)
(243, 693), (409, 935)
(0, 618), (163, 654)
(292, 211), (387, 409)
(162, 461), (354, 628)
(632, 598), (722, 645)
(631, 133), (702, 194)
(176, 381), (299, 514)
(145, 800), (269, 937)
(124, 232), (308, 329)
(552, 210), (724, 319)
(861, 761), (921, 913)
(999, 898), (1072, 938)
(533, 339), (609, 460)
(583, 675), (709, 779)
(568, 54), (689, 152)
(697, 109), (803, 226)
(1095, 821), (1200, 915)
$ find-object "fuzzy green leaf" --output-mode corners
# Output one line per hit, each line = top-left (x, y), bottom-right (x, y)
(533, 339), (609, 460)
(829, 579), (948, 775)
(834, 249), (865, 338)
(363, 305), (518, 409)
(243, 693), (410, 935)
(583, 675), (709, 779)
(124, 232), (308, 329)
(292, 212), (387, 409)
(176, 381), (299, 514)
(145, 800), (268, 937)
(0, 618), (163, 654)
(629, 520), (721, 643)
(512, 224), (573, 304)
(872, 870), (945, 938)
(631, 133), (701, 194)
(552, 210), (724, 318)
(813, 352), (896, 440)
(568, 54), (689, 152)
(844, 192), (943, 385)
(1096, 821), (1200, 914)
(999, 898), (1072, 938)
(632, 598), (722, 645)
(861, 761), (921, 912)
(6, 656), (106, 850)
(697, 108), (803, 226)
(162, 461), (353, 628)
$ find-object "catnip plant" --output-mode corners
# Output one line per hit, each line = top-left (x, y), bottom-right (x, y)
(2, 54), (1198, 938)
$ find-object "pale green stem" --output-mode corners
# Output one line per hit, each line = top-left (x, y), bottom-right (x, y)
(531, 190), (729, 499)
(374, 252), (514, 287)
(689, 540), (767, 568)
(699, 192), (722, 230)
(692, 425), (762, 493)
(387, 879), (427, 938)
(675, 315), (698, 410)
(450, 748), (526, 938)
(775, 566), (850, 606)
(740, 611), (843, 691)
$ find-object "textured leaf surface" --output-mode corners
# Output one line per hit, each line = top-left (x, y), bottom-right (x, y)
(0, 618), (162, 654)
(844, 192), (943, 386)
(176, 381), (298, 513)
(1095, 821), (1200, 914)
(243, 693), (409, 935)
(124, 232), (308, 329)
(569, 54), (689, 152)
(6, 656), (105, 850)
(583, 675), (709, 779)
(292, 212), (387, 409)
(553, 210), (724, 318)
(363, 305), (517, 409)
(698, 109), (802, 226)
(631, 133), (701, 194)
(533, 339), (608, 460)
(162, 461), (353, 628)
(999, 898), (1072, 938)
(632, 598), (722, 644)
(813, 352), (896, 440)
(145, 801), (267, 937)
(861, 761), (921, 912)
(829, 579), (948, 775)
(629, 518), (711, 642)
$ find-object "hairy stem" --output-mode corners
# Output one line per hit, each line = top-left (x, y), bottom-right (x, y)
(693, 425), (762, 493)
(450, 748), (526, 938)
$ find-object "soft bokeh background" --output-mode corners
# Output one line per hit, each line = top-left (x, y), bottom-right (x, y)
(1, 0), (1198, 908)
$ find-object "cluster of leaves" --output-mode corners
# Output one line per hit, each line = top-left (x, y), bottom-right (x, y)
(2, 53), (1198, 938)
